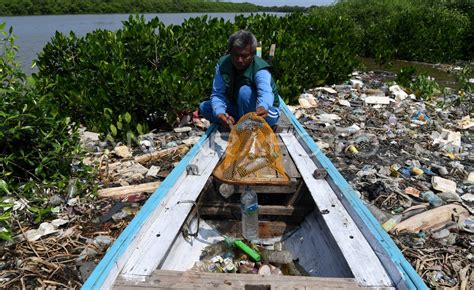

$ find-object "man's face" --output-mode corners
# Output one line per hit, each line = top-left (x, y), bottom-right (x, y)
(231, 45), (253, 72)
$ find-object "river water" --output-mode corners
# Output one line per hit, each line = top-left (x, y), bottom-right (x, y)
(2, 13), (459, 87)
(1, 13), (284, 74)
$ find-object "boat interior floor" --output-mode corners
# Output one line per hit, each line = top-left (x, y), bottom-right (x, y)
(112, 119), (395, 289)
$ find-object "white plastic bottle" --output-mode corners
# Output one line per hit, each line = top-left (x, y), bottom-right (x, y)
(241, 186), (259, 241)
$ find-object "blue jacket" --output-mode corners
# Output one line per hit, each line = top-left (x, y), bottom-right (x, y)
(210, 56), (278, 118)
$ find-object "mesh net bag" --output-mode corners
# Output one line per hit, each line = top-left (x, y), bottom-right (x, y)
(213, 112), (290, 185)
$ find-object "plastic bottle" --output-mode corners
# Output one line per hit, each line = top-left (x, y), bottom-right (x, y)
(244, 157), (267, 172)
(200, 239), (233, 260)
(241, 186), (259, 241)
(364, 202), (392, 224)
(237, 152), (279, 177)
(239, 157), (267, 176)
(421, 191), (443, 207)
(281, 261), (303, 276)
(66, 178), (78, 198)
(261, 249), (293, 264)
(458, 217), (474, 234)
(191, 260), (220, 273)
(256, 41), (262, 58)
(381, 215), (402, 232)
(219, 183), (235, 198)
(388, 114), (397, 126)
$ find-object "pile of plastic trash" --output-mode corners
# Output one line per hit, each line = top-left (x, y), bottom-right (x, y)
(192, 238), (303, 276)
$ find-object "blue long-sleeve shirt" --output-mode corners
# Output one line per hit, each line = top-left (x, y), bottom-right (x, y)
(210, 64), (275, 118)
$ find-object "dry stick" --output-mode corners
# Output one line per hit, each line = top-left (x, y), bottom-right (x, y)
(39, 239), (51, 259)
(57, 243), (70, 256)
(15, 217), (40, 258)
(99, 154), (110, 183)
(98, 154), (105, 176)
(0, 275), (21, 288)
(31, 257), (60, 271)
(48, 266), (61, 280)
(43, 279), (69, 287)
(106, 144), (188, 167)
(37, 277), (46, 289)
(56, 258), (77, 264)
(381, 192), (397, 206)
(393, 188), (413, 203)
(415, 259), (421, 272)
(90, 231), (110, 235)
(9, 161), (41, 182)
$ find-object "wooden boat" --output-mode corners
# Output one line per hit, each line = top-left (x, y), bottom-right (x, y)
(83, 101), (428, 290)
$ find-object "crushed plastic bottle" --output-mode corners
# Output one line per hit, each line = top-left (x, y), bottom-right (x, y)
(241, 186), (259, 241)
(364, 202), (392, 224)
(237, 157), (267, 177)
(219, 183), (234, 198)
(191, 260), (220, 273)
(382, 215), (402, 232)
(281, 261), (303, 276)
(421, 191), (443, 207)
(237, 152), (279, 177)
(388, 114), (397, 126)
(261, 249), (294, 264)
(458, 216), (474, 233)
(200, 239), (233, 260)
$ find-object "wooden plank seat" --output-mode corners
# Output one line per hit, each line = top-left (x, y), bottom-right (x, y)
(115, 270), (367, 289)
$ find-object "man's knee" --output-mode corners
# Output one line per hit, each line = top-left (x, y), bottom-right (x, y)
(199, 100), (218, 123)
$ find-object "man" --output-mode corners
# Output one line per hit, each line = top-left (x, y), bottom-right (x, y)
(199, 30), (280, 128)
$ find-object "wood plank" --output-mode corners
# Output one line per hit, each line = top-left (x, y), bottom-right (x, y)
(92, 132), (220, 289)
(100, 162), (190, 289)
(118, 132), (228, 280)
(105, 144), (189, 170)
(232, 183), (298, 194)
(286, 181), (304, 206)
(392, 204), (469, 233)
(115, 270), (365, 289)
(280, 133), (392, 288)
(199, 204), (311, 217)
(280, 104), (425, 289)
(98, 181), (161, 199)
(278, 134), (300, 179)
(207, 220), (298, 239)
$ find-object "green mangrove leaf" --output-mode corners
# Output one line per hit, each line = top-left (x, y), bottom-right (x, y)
(136, 123), (143, 135)
(0, 211), (11, 222)
(0, 180), (11, 195)
(0, 227), (11, 241)
(110, 124), (117, 136)
(124, 112), (132, 124)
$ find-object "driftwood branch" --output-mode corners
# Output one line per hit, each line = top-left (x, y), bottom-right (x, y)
(104, 144), (188, 171)
(98, 181), (162, 199)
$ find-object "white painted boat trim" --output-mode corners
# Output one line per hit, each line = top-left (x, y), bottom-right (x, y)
(281, 133), (392, 287)
(120, 131), (227, 280)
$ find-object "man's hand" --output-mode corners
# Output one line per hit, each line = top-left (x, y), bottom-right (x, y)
(256, 106), (268, 118)
(217, 113), (235, 127)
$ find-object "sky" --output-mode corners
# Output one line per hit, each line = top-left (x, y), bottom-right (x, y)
(227, 0), (335, 7)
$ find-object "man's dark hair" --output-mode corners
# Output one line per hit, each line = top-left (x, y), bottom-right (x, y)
(227, 30), (257, 53)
